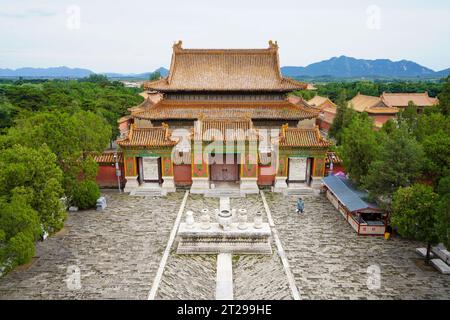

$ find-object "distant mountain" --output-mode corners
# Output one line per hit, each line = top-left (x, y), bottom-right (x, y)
(154, 67), (169, 77)
(281, 56), (447, 79)
(435, 68), (450, 77)
(0, 66), (169, 80)
(103, 67), (169, 79)
(0, 66), (93, 78)
(1, 61), (447, 80)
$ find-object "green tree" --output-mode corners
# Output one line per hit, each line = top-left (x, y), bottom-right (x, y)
(80, 74), (110, 86)
(397, 101), (418, 133)
(341, 113), (379, 184)
(292, 89), (316, 101)
(391, 184), (439, 263)
(380, 119), (397, 135)
(0, 99), (17, 130)
(421, 131), (450, 186)
(437, 76), (450, 115)
(363, 127), (424, 200)
(414, 112), (449, 142)
(0, 79), (143, 131)
(1, 111), (108, 209)
(0, 145), (66, 232)
(2, 110), (110, 162)
(328, 91), (356, 144)
(0, 191), (41, 268)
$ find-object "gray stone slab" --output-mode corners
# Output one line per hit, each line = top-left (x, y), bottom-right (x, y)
(431, 259), (450, 275)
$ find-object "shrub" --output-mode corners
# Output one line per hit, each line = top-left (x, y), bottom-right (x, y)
(7, 232), (35, 266)
(71, 180), (100, 210)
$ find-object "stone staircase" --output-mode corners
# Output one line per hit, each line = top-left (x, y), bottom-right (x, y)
(285, 183), (315, 196)
(204, 188), (244, 198)
(130, 184), (163, 197)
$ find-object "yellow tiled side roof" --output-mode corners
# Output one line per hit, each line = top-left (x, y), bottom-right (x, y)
(117, 124), (178, 147)
(279, 125), (330, 148)
(93, 151), (123, 163)
(381, 92), (439, 107)
(348, 94), (398, 114)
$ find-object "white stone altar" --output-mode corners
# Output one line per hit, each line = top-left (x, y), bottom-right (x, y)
(176, 197), (272, 255)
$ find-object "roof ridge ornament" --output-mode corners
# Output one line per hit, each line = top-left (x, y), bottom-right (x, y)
(268, 40), (278, 50)
(173, 40), (183, 51)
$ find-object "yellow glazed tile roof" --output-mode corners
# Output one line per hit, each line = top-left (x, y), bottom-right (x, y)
(143, 41), (307, 92)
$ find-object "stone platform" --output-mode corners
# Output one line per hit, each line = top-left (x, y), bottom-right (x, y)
(176, 222), (272, 255)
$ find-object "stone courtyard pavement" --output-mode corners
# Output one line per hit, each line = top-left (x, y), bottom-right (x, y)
(0, 191), (184, 299)
(264, 192), (450, 300)
(0, 190), (449, 300)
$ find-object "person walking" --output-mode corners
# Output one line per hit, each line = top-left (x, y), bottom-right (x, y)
(296, 197), (305, 214)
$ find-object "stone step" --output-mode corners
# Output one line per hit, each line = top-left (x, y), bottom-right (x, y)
(130, 188), (162, 197)
(286, 188), (315, 196)
(205, 190), (244, 198)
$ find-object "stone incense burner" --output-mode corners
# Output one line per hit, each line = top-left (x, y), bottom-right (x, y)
(215, 208), (233, 231)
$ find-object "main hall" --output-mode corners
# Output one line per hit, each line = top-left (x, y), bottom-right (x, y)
(117, 41), (330, 195)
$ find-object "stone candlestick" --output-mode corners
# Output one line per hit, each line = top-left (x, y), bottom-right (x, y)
(237, 213), (248, 230)
(185, 210), (195, 229)
(200, 214), (211, 230)
(253, 211), (263, 229)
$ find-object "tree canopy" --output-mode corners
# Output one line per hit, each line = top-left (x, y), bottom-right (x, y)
(392, 184), (440, 261)
(340, 113), (379, 183)
(363, 126), (424, 200)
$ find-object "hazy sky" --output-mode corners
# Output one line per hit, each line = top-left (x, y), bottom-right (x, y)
(1, 0), (449, 73)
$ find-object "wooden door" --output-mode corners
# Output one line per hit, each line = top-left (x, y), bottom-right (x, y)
(174, 164), (192, 186)
(210, 163), (239, 181)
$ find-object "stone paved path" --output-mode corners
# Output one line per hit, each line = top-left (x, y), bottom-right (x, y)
(0, 191), (183, 299)
(233, 249), (292, 300)
(264, 193), (450, 300)
(156, 252), (216, 300)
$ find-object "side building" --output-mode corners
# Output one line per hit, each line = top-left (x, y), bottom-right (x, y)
(307, 95), (337, 132)
(348, 92), (439, 129)
(348, 93), (399, 129)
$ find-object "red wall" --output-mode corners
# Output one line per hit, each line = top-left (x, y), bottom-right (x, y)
(96, 163), (125, 188)
(370, 114), (396, 126)
(174, 164), (192, 186)
(318, 120), (332, 131)
(258, 165), (276, 186)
